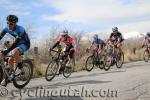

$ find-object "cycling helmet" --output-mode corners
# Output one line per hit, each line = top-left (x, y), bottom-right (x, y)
(7, 15), (18, 23)
(112, 27), (118, 32)
(61, 29), (68, 35)
(146, 32), (150, 37)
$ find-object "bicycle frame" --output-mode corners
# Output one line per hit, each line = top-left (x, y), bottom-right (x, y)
(0, 54), (24, 81)
(50, 49), (68, 66)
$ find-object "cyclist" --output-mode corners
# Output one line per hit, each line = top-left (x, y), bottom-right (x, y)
(0, 15), (30, 86)
(87, 34), (104, 58)
(50, 30), (76, 70)
(142, 32), (150, 52)
(105, 27), (124, 53)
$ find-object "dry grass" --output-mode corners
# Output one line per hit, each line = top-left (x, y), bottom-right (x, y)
(31, 37), (146, 77)
(32, 58), (44, 78)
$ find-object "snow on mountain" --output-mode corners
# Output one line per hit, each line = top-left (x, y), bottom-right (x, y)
(123, 31), (144, 39)
(82, 31), (145, 41)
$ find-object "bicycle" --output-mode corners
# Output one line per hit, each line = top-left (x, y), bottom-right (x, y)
(0, 52), (33, 89)
(104, 42), (124, 71)
(45, 45), (73, 81)
(143, 45), (150, 62)
(85, 48), (106, 72)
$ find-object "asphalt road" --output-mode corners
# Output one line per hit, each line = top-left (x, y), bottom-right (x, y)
(0, 61), (150, 100)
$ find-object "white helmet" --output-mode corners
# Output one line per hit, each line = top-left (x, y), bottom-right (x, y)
(61, 29), (68, 36)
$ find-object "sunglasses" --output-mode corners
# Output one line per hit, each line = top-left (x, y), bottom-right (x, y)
(7, 22), (15, 25)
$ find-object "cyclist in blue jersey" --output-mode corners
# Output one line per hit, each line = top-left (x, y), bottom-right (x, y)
(88, 34), (104, 50)
(0, 15), (30, 86)
(87, 34), (104, 58)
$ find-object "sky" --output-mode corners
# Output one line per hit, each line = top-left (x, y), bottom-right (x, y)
(0, 0), (150, 42)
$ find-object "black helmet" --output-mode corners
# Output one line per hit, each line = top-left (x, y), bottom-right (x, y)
(7, 15), (18, 23)
(112, 27), (118, 32)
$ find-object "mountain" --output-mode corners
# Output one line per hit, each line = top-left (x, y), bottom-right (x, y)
(123, 31), (144, 39)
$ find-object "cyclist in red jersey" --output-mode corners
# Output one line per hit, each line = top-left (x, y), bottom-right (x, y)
(50, 30), (76, 67)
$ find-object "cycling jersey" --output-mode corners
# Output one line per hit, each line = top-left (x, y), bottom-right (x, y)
(57, 35), (74, 46)
(0, 25), (30, 54)
(52, 35), (76, 59)
(109, 32), (123, 43)
(0, 25), (30, 44)
(92, 38), (104, 45)
(92, 38), (104, 49)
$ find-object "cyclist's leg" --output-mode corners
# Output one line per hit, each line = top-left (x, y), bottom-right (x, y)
(98, 46), (102, 58)
(8, 48), (20, 69)
(8, 44), (29, 73)
(116, 42), (122, 53)
(1, 48), (19, 86)
(68, 49), (75, 66)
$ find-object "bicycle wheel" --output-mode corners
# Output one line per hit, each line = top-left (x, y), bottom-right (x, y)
(85, 56), (95, 72)
(63, 64), (73, 78)
(104, 54), (112, 71)
(45, 60), (59, 81)
(13, 60), (33, 89)
(0, 66), (3, 83)
(99, 55), (105, 69)
(116, 51), (124, 68)
(143, 50), (149, 62)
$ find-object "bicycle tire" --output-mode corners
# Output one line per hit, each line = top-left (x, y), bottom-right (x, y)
(45, 60), (59, 81)
(13, 60), (33, 89)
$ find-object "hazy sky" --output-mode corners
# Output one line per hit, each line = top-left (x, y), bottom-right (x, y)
(0, 0), (150, 40)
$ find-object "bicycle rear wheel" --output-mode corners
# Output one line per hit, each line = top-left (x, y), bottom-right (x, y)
(63, 65), (73, 78)
(104, 54), (112, 71)
(13, 60), (33, 89)
(45, 60), (59, 81)
(85, 56), (95, 72)
(99, 55), (106, 69)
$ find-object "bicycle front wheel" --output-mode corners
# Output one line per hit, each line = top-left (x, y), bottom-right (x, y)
(85, 56), (95, 72)
(45, 60), (59, 81)
(104, 54), (112, 71)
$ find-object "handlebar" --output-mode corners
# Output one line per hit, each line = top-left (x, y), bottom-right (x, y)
(49, 49), (62, 56)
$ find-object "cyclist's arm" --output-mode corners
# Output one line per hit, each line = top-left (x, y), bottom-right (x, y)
(116, 33), (123, 44)
(52, 41), (60, 49)
(7, 36), (22, 52)
(89, 41), (94, 49)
